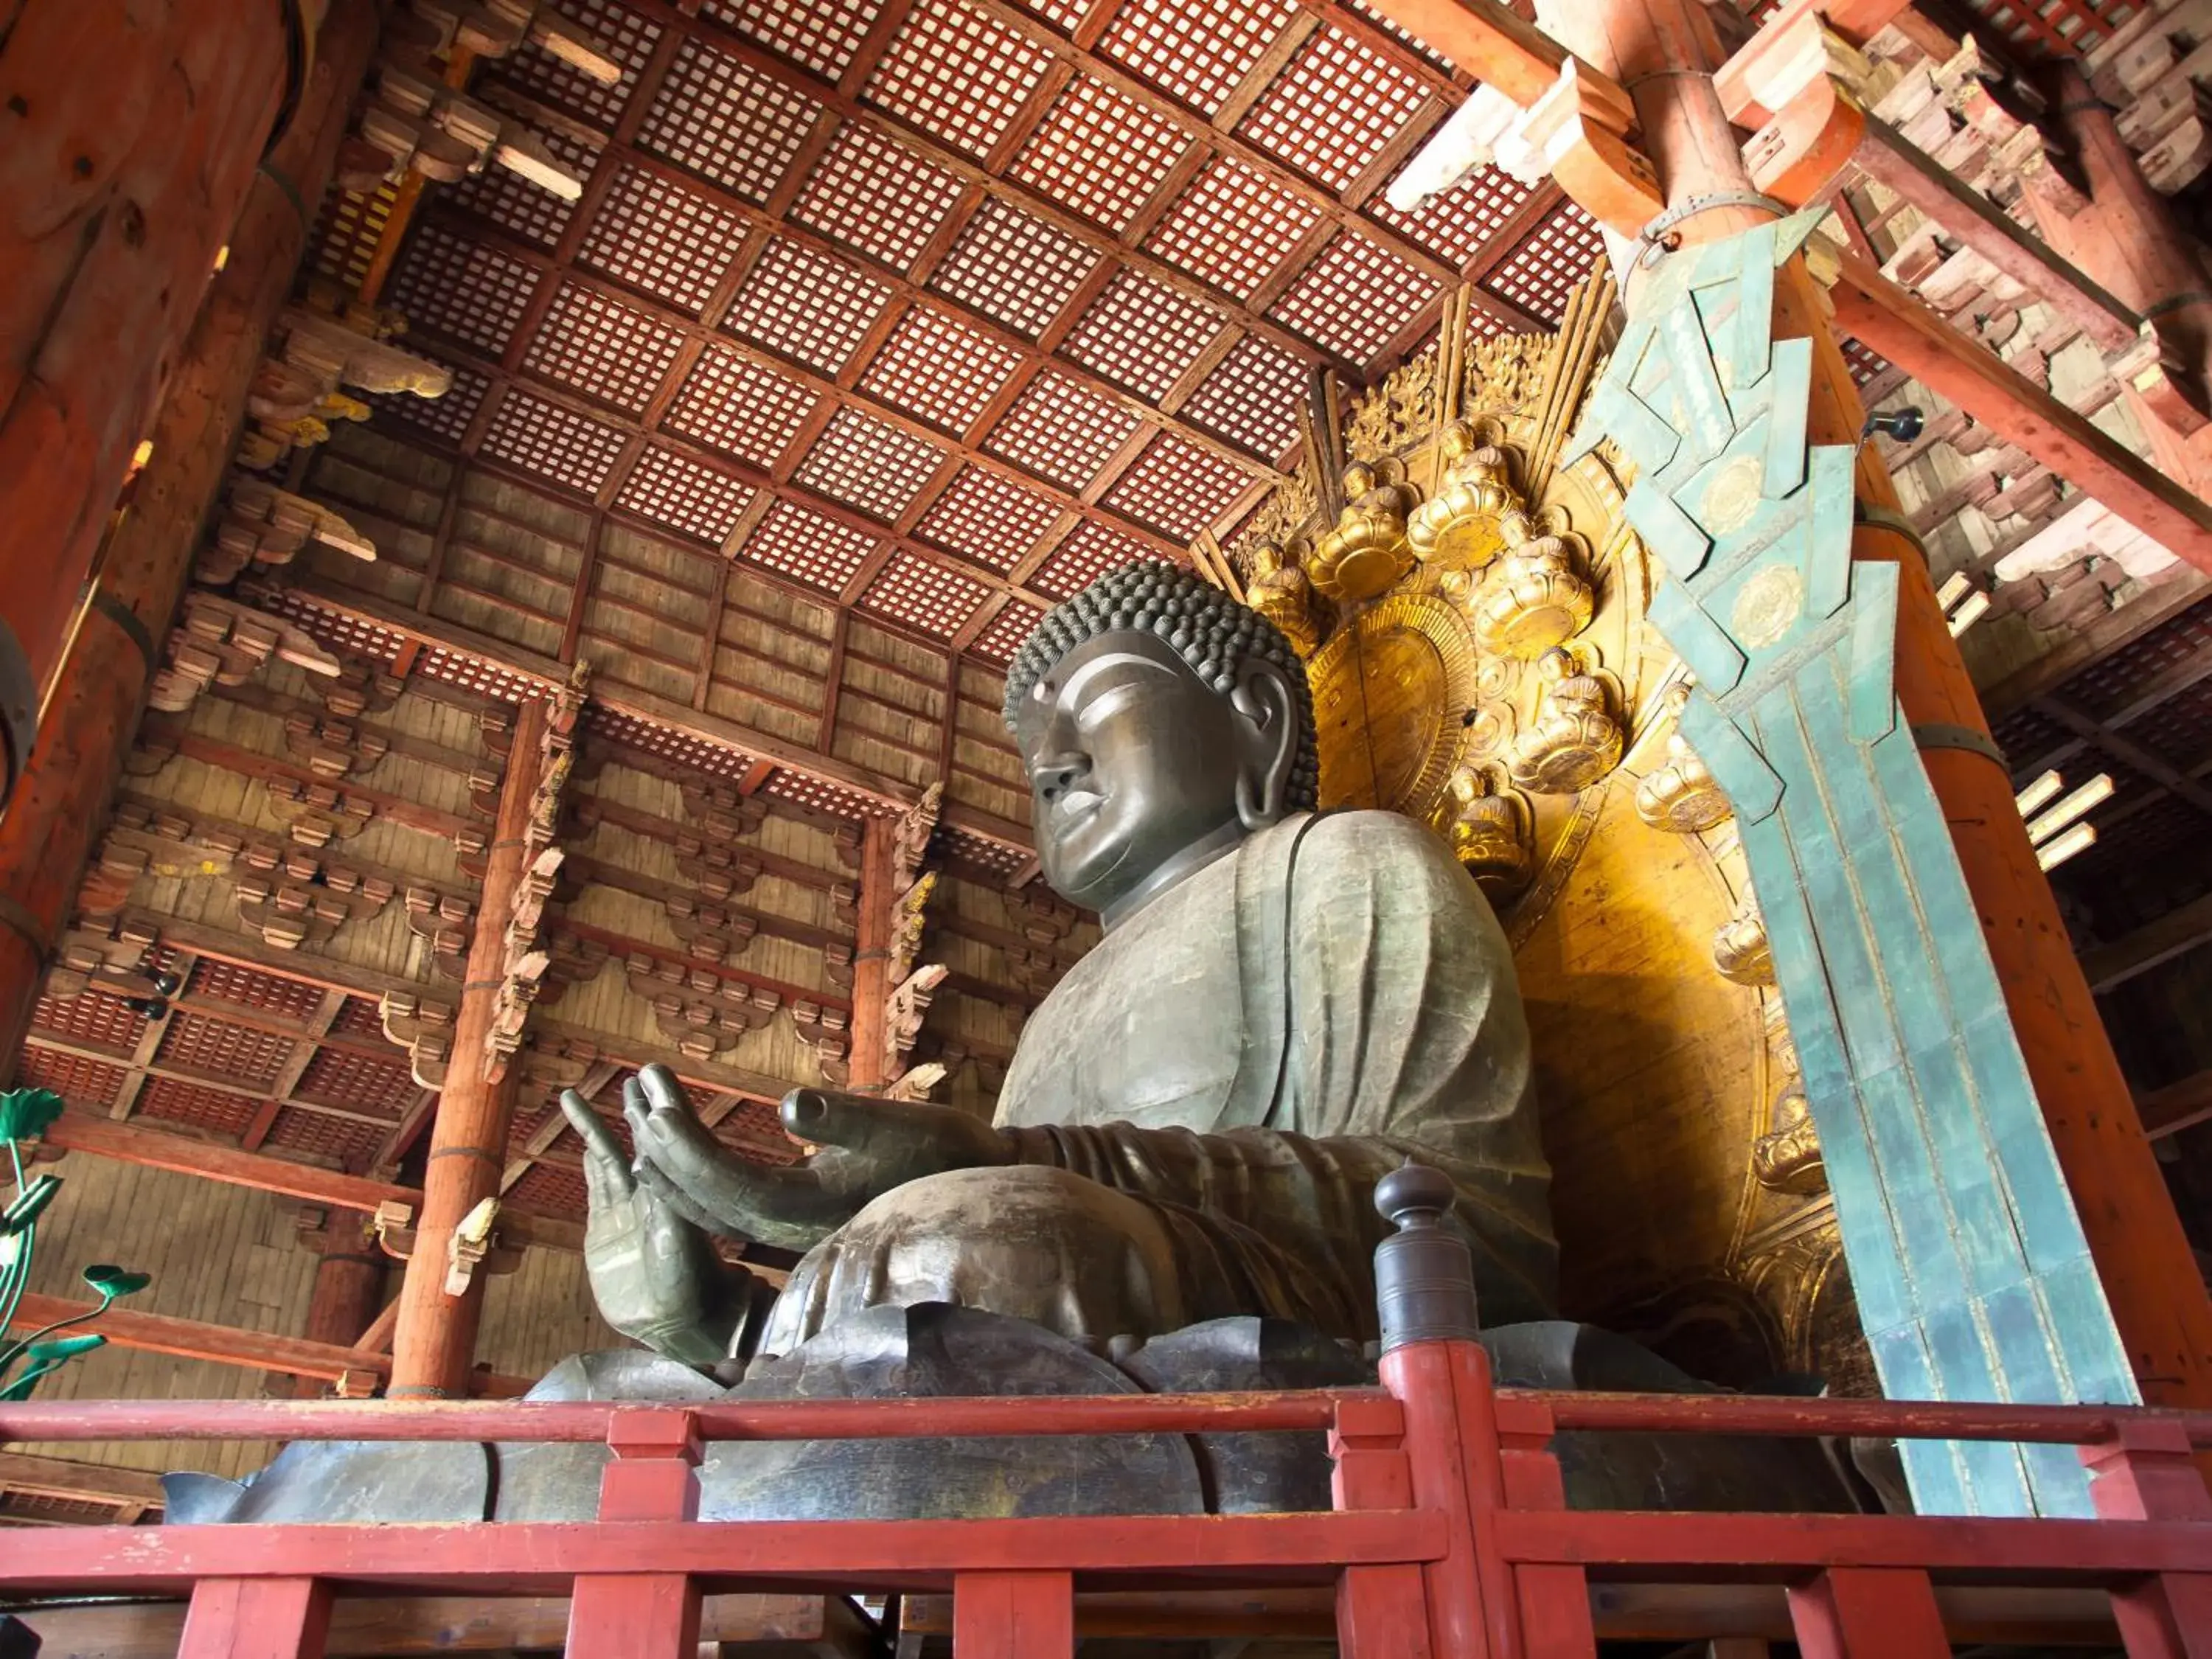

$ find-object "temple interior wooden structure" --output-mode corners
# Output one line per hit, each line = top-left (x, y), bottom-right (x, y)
(10, 0), (2212, 1650)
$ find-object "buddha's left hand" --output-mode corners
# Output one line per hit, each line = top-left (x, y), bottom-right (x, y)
(625, 1064), (1012, 1251)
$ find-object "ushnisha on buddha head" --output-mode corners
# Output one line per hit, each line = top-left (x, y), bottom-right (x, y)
(1003, 563), (1320, 925)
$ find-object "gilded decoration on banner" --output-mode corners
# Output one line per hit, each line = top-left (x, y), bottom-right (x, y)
(1635, 684), (1733, 834)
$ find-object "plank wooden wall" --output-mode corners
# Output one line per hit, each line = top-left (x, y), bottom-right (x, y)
(14, 1158), (316, 1478)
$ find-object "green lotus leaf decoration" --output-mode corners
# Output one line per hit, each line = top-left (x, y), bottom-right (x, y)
(0, 1174), (60, 1235)
(25, 1333), (105, 1363)
(0, 1088), (62, 1144)
(82, 1264), (150, 1299)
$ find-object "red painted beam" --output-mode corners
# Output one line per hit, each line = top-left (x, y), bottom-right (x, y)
(1830, 254), (2212, 570)
(3, 1294), (529, 1397)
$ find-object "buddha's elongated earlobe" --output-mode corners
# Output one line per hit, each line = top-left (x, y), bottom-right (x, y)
(1231, 661), (1297, 829)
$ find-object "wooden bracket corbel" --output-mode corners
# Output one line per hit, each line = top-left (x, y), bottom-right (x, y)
(371, 1199), (416, 1262)
(1715, 0), (1872, 206)
(444, 1196), (501, 1295)
(1492, 60), (1662, 237)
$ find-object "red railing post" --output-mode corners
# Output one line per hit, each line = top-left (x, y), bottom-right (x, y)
(176, 1577), (332, 1659)
(565, 1405), (703, 1658)
(2083, 1418), (2212, 1658)
(952, 1568), (1074, 1658)
(1787, 1567), (1947, 1659)
(1371, 1166), (1518, 1659)
(1495, 1397), (1596, 1659)
(1330, 1392), (1434, 1658)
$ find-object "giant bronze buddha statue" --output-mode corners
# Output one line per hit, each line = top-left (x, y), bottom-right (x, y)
(168, 565), (1852, 1527)
(569, 560), (1557, 1366)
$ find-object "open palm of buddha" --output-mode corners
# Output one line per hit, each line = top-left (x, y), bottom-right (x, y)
(567, 561), (1557, 1368)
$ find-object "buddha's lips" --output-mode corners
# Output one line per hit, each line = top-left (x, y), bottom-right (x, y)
(1053, 790), (1105, 826)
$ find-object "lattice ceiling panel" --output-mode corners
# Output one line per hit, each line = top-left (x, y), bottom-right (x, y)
(579, 169), (745, 316)
(15, 1048), (128, 1110)
(1237, 27), (1430, 192)
(1011, 0), (1090, 31)
(139, 1077), (259, 1138)
(762, 769), (902, 818)
(1366, 159), (1537, 268)
(31, 986), (147, 1054)
(702, 0), (886, 80)
(866, 0), (1054, 160)
(1179, 333), (1307, 460)
(159, 1012), (297, 1093)
(481, 392), (630, 497)
(792, 406), (949, 523)
(1839, 335), (1892, 389)
(588, 705), (757, 779)
(982, 369), (1144, 491)
(858, 307), (1024, 435)
(524, 285), (687, 416)
(450, 126), (602, 249)
(663, 344), (821, 469)
(722, 237), (893, 375)
(861, 550), (991, 639)
(971, 598), (1048, 664)
(1008, 75), (1194, 234)
(1100, 0), (1301, 115)
(792, 126), (967, 273)
(1481, 200), (1607, 328)
(389, 225), (540, 355)
(1058, 271), (1222, 403)
(1099, 431), (1255, 539)
(1147, 156), (1325, 302)
(1032, 518), (1161, 599)
(928, 198), (1102, 338)
(1346, 0), (1453, 68)
(1271, 229), (1439, 364)
(638, 37), (824, 206)
(192, 958), (344, 1026)
(737, 498), (882, 593)
(917, 467), (1066, 572)
(618, 445), (760, 545)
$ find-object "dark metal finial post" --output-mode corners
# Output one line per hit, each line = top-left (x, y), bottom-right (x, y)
(1373, 1164), (1481, 1354)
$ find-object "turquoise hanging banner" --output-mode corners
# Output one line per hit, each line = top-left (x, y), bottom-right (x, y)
(1565, 216), (2137, 1517)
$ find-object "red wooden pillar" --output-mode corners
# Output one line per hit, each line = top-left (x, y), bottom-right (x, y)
(845, 816), (897, 1091)
(1787, 1568), (1950, 1659)
(293, 1221), (386, 1399)
(1376, 1338), (1515, 1659)
(566, 1406), (704, 1658)
(1528, 0), (2212, 1419)
(176, 1576), (332, 1659)
(0, 0), (292, 799)
(387, 696), (549, 1399)
(1329, 1394), (1435, 1658)
(0, 0), (380, 1082)
(952, 1571), (1075, 1659)
(2081, 1419), (2212, 1656)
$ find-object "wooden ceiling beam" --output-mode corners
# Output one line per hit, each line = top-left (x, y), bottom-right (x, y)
(2139, 1066), (2212, 1141)
(1978, 576), (2210, 723)
(1829, 253), (2212, 568)
(2031, 694), (2212, 815)
(2080, 891), (2212, 995)
(4, 1290), (529, 1395)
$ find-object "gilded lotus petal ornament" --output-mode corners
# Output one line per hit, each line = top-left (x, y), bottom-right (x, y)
(1308, 461), (1417, 602)
(1634, 684), (1732, 834)
(1712, 903), (1775, 987)
(1506, 648), (1622, 795)
(1440, 765), (1534, 899)
(1408, 422), (1518, 569)
(1467, 512), (1594, 661)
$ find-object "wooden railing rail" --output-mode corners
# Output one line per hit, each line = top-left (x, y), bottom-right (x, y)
(3, 1339), (2211, 1657)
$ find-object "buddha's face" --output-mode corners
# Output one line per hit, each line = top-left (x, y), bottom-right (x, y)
(1015, 630), (1288, 918)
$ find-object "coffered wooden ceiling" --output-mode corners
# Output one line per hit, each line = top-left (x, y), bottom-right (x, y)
(320, 0), (1607, 665)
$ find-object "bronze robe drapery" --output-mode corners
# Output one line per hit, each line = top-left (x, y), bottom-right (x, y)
(759, 811), (1557, 1354)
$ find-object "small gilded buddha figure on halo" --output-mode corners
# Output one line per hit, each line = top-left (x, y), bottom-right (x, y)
(1307, 459), (1420, 601)
(1245, 538), (1323, 658)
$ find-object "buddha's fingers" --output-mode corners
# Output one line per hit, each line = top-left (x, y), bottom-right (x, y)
(561, 1088), (633, 1209)
(632, 1155), (728, 1237)
(781, 1090), (1007, 1178)
(634, 1084), (852, 1250)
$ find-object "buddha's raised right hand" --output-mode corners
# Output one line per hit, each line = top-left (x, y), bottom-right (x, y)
(590, 1065), (1013, 1255)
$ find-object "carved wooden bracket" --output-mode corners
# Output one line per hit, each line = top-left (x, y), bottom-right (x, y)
(885, 963), (950, 1068)
(149, 593), (341, 716)
(404, 885), (474, 978)
(664, 895), (759, 964)
(625, 955), (781, 1062)
(238, 307), (452, 475)
(380, 992), (456, 1089)
(890, 782), (944, 891)
(679, 780), (769, 846)
(42, 917), (165, 1005)
(200, 475), (376, 587)
(672, 835), (764, 900)
(265, 778), (377, 848)
(281, 709), (392, 779)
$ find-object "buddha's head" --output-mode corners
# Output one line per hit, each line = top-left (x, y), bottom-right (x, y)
(1002, 563), (1318, 923)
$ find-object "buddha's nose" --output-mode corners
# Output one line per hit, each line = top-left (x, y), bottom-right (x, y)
(1033, 752), (1085, 802)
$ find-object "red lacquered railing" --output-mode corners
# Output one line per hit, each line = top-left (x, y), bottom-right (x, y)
(4, 1335), (2212, 1658)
